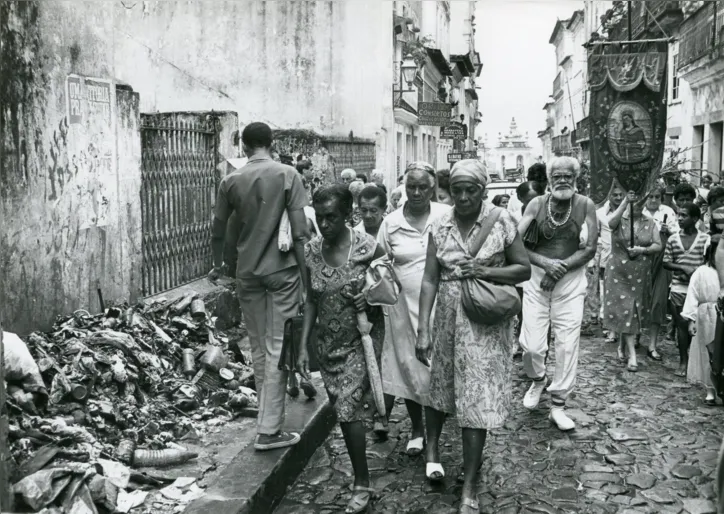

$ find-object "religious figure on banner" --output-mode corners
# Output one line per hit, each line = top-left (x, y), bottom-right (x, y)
(608, 102), (652, 163)
(588, 47), (667, 204)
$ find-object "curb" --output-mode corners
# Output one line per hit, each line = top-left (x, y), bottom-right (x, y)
(184, 375), (335, 514)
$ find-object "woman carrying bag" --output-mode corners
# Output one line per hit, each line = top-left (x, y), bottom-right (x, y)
(416, 159), (531, 514)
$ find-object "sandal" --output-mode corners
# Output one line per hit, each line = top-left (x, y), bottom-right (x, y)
(459, 497), (480, 513)
(345, 486), (374, 513)
(406, 436), (425, 456)
(647, 349), (662, 361)
(627, 362), (638, 372)
(426, 462), (445, 482)
(674, 368), (686, 377)
(706, 397), (717, 406)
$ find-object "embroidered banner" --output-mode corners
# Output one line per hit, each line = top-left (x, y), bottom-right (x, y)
(588, 49), (668, 204)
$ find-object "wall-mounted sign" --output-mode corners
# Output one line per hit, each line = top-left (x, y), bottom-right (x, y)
(447, 151), (478, 164)
(440, 125), (466, 140)
(418, 102), (452, 126)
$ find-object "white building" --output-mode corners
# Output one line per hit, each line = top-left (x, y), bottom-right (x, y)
(393, 1), (481, 178)
(485, 118), (535, 181)
(677, 2), (724, 183)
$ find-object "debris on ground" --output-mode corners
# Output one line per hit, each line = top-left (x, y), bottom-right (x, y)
(4, 295), (255, 513)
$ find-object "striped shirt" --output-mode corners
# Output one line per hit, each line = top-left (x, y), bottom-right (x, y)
(664, 231), (711, 294)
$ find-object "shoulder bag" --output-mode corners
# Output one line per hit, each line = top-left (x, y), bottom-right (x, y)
(362, 255), (402, 306)
(461, 207), (522, 325)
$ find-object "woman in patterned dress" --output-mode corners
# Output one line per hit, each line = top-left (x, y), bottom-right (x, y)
(415, 160), (531, 514)
(298, 184), (385, 514)
(603, 191), (662, 372)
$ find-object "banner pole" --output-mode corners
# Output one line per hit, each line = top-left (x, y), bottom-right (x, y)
(630, 202), (635, 248)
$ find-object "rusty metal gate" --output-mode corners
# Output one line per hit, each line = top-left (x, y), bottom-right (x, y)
(140, 113), (219, 296)
(324, 138), (376, 176)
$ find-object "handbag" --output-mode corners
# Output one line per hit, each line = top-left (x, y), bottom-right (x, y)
(461, 207), (522, 325)
(362, 255), (402, 306)
(278, 304), (320, 374)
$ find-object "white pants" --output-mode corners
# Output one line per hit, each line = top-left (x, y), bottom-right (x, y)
(521, 265), (587, 406)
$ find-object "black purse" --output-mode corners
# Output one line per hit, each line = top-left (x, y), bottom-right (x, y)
(278, 310), (320, 373)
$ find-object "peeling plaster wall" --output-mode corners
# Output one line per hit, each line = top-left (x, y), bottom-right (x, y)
(113, 1), (393, 141)
(0, 0), (395, 333)
(1, 2), (142, 334)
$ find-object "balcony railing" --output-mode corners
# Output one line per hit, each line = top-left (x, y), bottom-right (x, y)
(394, 91), (417, 116)
(678, 1), (722, 70)
(576, 117), (591, 143)
(552, 133), (572, 155)
(632, 4), (647, 38)
(646, 1), (683, 35)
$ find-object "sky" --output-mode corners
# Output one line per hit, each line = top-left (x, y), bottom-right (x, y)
(476, 0), (583, 155)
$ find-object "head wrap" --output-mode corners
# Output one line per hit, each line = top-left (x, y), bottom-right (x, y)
(405, 161), (436, 178)
(450, 159), (489, 187)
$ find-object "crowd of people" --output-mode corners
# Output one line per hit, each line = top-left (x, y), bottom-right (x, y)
(208, 122), (724, 514)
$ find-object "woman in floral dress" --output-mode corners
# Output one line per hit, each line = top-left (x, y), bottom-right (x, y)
(298, 184), (385, 514)
(603, 191), (662, 372)
(416, 160), (531, 514)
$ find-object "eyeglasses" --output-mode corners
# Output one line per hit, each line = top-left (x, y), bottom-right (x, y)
(551, 174), (575, 183)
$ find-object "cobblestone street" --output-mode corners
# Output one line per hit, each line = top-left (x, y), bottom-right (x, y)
(275, 329), (724, 514)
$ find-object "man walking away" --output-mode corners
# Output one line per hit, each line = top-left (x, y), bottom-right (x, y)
(518, 156), (598, 431)
(209, 122), (310, 451)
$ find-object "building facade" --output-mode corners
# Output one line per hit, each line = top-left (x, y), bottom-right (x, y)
(677, 1), (724, 183)
(485, 118), (535, 181)
(393, 0), (481, 178)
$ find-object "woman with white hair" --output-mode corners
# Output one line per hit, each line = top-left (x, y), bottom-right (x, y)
(416, 159), (531, 513)
(376, 162), (450, 451)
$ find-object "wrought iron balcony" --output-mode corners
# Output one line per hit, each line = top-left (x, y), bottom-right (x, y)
(576, 117), (590, 143)
(552, 133), (573, 155)
(394, 91), (417, 116)
(647, 1), (684, 34)
(632, 4), (648, 39)
(678, 2), (721, 70)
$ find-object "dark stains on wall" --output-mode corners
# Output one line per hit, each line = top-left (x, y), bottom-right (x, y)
(0, 1), (41, 199)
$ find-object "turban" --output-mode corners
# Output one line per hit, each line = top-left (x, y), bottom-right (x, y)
(405, 161), (436, 178)
(450, 159), (489, 187)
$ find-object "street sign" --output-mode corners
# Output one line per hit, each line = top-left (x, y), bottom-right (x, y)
(440, 125), (466, 140)
(418, 102), (452, 126)
(447, 151), (478, 164)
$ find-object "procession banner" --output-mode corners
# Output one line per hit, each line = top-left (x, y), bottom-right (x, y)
(587, 48), (668, 204)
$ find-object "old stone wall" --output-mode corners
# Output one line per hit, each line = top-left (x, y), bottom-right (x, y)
(0, 0), (395, 333)
(0, 2), (143, 334)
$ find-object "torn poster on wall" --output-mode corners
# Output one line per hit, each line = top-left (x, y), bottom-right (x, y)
(65, 75), (116, 228)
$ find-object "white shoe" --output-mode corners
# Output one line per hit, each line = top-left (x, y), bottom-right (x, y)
(549, 407), (575, 431)
(523, 379), (547, 409)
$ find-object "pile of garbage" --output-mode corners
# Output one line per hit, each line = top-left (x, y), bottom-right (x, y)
(4, 294), (257, 513)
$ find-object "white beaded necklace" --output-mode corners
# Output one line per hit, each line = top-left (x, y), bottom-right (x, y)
(546, 196), (572, 227)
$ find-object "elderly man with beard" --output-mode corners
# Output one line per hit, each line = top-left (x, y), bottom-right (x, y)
(518, 156), (598, 431)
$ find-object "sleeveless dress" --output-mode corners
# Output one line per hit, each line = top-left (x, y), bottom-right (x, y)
(304, 231), (384, 423)
(427, 204), (518, 429)
(603, 214), (656, 334)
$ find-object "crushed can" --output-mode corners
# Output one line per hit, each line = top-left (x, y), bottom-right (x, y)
(190, 298), (207, 320)
(182, 348), (196, 378)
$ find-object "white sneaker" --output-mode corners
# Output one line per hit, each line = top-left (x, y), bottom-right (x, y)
(549, 407), (575, 431)
(523, 380), (547, 409)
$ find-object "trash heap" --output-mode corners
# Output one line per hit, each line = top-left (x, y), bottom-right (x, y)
(4, 294), (257, 513)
